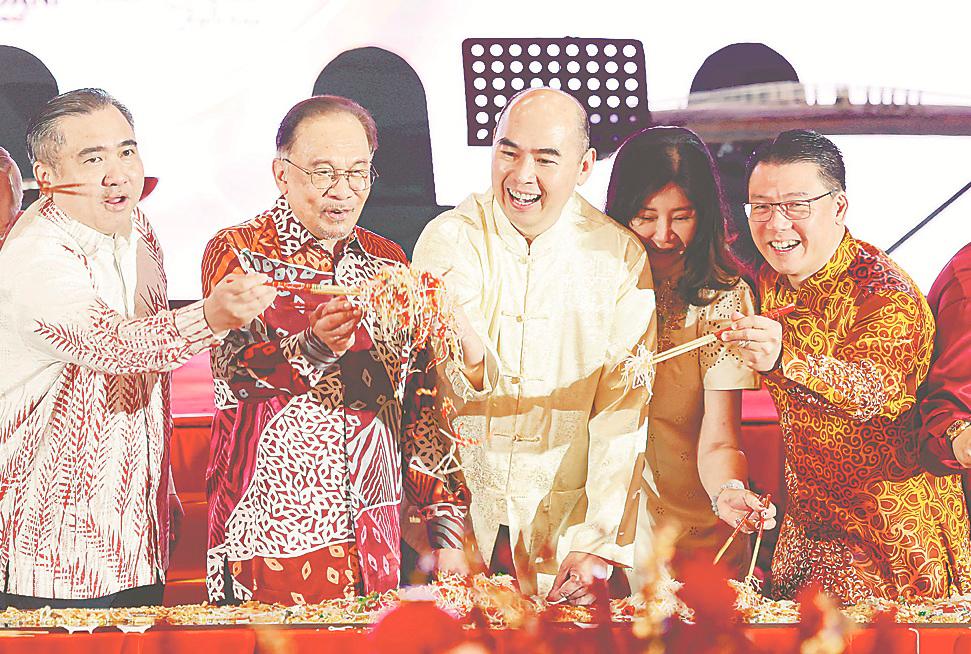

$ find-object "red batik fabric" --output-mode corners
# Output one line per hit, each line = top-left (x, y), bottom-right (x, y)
(0, 198), (216, 599)
(201, 197), (467, 603)
(757, 232), (971, 605)
(230, 542), (362, 604)
(919, 243), (971, 478)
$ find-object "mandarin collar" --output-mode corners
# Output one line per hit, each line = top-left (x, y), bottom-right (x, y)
(271, 195), (362, 259)
(41, 197), (131, 257)
(489, 190), (580, 256)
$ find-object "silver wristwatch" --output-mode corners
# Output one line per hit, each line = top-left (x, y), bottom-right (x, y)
(711, 479), (746, 515)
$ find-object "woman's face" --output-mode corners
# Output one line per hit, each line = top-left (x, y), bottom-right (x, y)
(628, 182), (698, 272)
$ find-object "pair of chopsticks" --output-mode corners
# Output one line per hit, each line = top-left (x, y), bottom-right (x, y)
(269, 280), (359, 296)
(652, 303), (797, 365)
(713, 493), (773, 579)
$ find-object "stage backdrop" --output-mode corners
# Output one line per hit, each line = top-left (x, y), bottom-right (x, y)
(1, 0), (969, 299)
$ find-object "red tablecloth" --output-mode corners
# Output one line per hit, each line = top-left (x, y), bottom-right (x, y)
(3, 624), (971, 654)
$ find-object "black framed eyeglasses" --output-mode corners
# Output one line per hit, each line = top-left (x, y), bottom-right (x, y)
(744, 190), (837, 222)
(281, 158), (378, 192)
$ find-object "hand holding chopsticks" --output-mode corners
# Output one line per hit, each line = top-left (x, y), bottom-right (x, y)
(720, 303), (797, 373)
(712, 490), (777, 566)
(653, 303), (796, 365)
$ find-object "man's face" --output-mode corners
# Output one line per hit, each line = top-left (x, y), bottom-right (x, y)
(33, 106), (144, 235)
(748, 161), (847, 288)
(491, 92), (594, 238)
(273, 112), (372, 242)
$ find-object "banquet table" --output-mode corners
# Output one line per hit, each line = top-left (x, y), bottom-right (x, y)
(6, 623), (971, 654)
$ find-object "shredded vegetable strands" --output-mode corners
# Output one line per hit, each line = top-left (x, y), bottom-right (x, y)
(622, 343), (656, 400)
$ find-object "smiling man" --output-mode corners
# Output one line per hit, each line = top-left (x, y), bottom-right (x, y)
(0, 89), (274, 609)
(201, 96), (468, 604)
(412, 88), (656, 604)
(722, 129), (971, 603)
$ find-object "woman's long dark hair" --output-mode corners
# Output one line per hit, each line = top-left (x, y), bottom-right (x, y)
(605, 126), (740, 307)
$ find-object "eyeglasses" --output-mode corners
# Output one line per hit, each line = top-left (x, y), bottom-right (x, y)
(281, 158), (378, 192)
(743, 190), (837, 222)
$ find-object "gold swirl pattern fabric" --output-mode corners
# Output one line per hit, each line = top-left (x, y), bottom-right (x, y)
(758, 232), (971, 604)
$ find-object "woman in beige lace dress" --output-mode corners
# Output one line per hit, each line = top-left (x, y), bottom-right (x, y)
(605, 127), (776, 585)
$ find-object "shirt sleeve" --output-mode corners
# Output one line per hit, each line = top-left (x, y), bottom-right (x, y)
(565, 238), (655, 566)
(17, 242), (215, 374)
(201, 232), (341, 402)
(762, 289), (934, 423)
(919, 287), (971, 475)
(699, 283), (761, 392)
(412, 213), (500, 404)
(401, 346), (470, 550)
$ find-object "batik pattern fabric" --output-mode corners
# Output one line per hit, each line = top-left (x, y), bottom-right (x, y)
(201, 197), (467, 604)
(0, 197), (216, 599)
(229, 543), (362, 604)
(919, 242), (971, 478)
(757, 231), (971, 604)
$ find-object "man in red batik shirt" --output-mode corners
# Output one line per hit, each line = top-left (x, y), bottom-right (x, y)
(919, 242), (971, 502)
(202, 96), (471, 605)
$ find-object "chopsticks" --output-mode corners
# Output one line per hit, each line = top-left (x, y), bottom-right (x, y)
(713, 493), (772, 567)
(268, 280), (360, 296)
(746, 494), (772, 581)
(653, 303), (797, 365)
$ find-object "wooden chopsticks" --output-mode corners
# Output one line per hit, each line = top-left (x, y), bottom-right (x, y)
(713, 493), (772, 567)
(268, 280), (360, 296)
(653, 303), (797, 365)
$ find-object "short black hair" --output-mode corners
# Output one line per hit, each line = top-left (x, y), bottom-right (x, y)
(26, 88), (134, 166)
(276, 95), (377, 156)
(745, 129), (846, 192)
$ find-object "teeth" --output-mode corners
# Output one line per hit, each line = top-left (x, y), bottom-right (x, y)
(771, 240), (799, 251)
(509, 189), (540, 202)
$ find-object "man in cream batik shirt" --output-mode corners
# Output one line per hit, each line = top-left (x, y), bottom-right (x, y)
(413, 88), (656, 604)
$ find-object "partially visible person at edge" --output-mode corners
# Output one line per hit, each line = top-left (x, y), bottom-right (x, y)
(413, 88), (655, 605)
(919, 242), (971, 501)
(722, 129), (971, 603)
(604, 126), (777, 586)
(201, 95), (470, 605)
(0, 88), (274, 609)
(0, 146), (23, 248)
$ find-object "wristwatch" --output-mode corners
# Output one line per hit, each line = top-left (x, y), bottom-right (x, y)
(946, 419), (971, 441)
(711, 479), (746, 515)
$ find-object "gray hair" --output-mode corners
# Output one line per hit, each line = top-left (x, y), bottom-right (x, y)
(26, 88), (134, 167)
(0, 147), (23, 212)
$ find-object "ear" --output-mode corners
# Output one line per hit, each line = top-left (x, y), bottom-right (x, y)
(833, 191), (848, 225)
(272, 158), (288, 196)
(33, 160), (54, 194)
(575, 147), (596, 186)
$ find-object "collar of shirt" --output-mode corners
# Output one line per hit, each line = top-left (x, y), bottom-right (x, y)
(764, 229), (855, 311)
(488, 190), (581, 257)
(40, 197), (139, 258)
(271, 195), (363, 263)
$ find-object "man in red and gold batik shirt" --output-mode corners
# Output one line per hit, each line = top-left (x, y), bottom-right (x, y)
(202, 96), (468, 605)
(919, 242), (971, 490)
(724, 130), (971, 604)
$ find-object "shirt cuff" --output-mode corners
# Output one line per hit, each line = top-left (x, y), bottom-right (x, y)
(298, 328), (341, 370)
(174, 300), (222, 347)
(444, 349), (498, 403)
